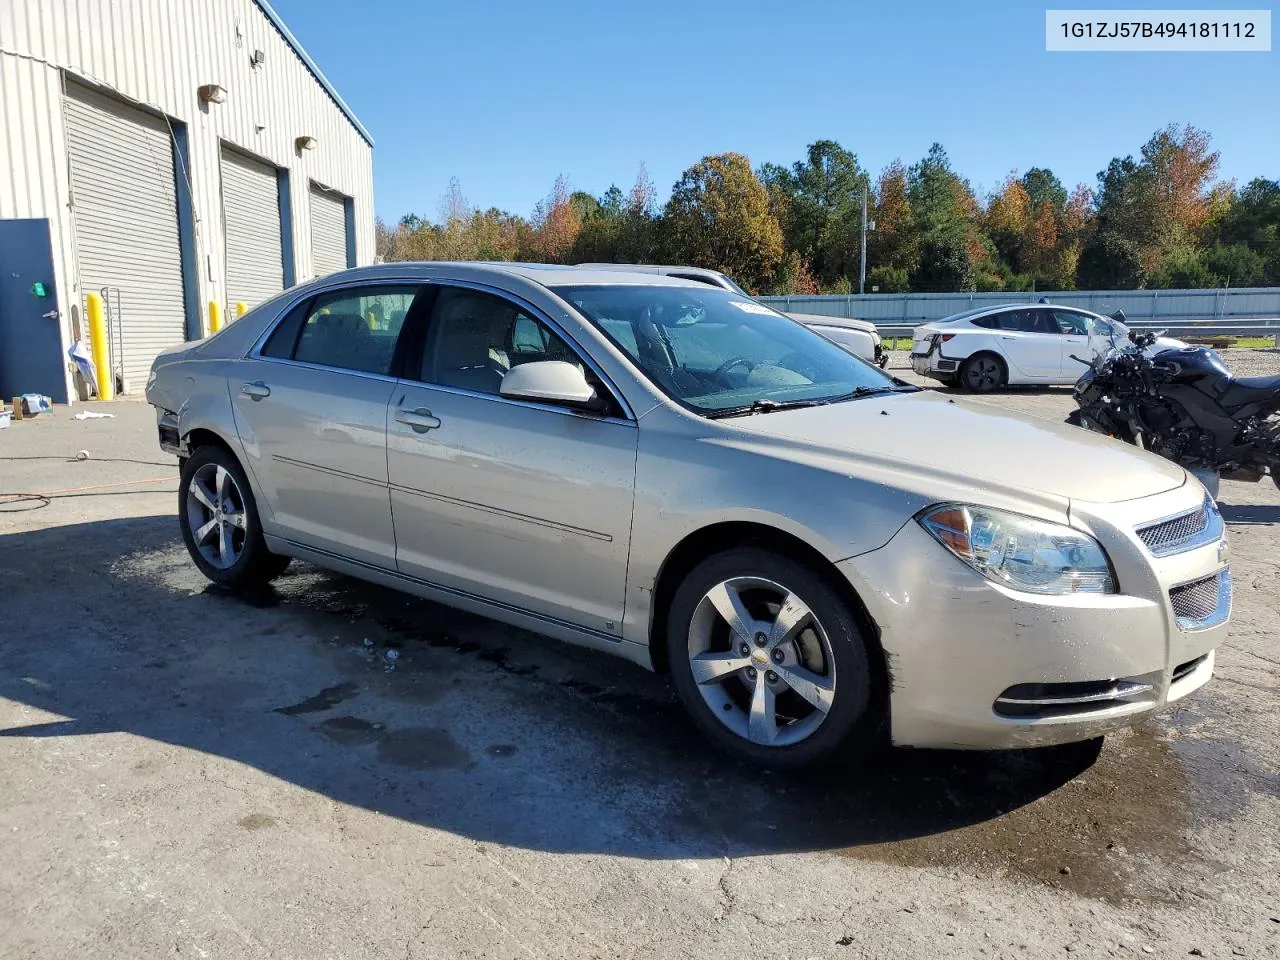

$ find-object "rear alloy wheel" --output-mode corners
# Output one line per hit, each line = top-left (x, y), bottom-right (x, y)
(179, 446), (290, 589)
(960, 353), (1006, 393)
(667, 548), (875, 769)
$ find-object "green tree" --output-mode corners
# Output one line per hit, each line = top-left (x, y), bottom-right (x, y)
(908, 143), (977, 235)
(1154, 252), (1215, 289)
(1203, 243), (1267, 286)
(1077, 231), (1144, 289)
(910, 229), (974, 292)
(757, 143), (868, 287)
(1094, 156), (1160, 251)
(569, 190), (602, 223)
(662, 152), (784, 293)
(1216, 178), (1280, 282)
(599, 184), (626, 218)
(866, 264), (909, 292)
(1020, 168), (1067, 214)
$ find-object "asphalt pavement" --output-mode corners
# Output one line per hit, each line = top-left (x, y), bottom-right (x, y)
(1, 367), (1278, 959)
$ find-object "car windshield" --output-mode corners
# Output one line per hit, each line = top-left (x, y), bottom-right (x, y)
(717, 274), (751, 297)
(553, 284), (901, 414)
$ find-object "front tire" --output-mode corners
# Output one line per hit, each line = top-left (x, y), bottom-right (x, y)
(960, 353), (1007, 393)
(179, 445), (290, 589)
(666, 548), (876, 770)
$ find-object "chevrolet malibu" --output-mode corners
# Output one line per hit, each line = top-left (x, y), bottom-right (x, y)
(146, 264), (1229, 768)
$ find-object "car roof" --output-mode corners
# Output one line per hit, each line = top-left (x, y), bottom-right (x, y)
(934, 302), (1099, 324)
(319, 261), (708, 288)
(574, 263), (727, 280)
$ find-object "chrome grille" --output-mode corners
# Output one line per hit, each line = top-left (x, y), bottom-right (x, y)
(1170, 570), (1231, 630)
(1136, 497), (1223, 557)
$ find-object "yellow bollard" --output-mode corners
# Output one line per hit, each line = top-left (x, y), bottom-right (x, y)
(235, 301), (248, 318)
(208, 300), (223, 334)
(85, 292), (114, 401)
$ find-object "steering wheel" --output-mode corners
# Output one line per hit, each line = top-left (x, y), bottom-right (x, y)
(715, 356), (756, 380)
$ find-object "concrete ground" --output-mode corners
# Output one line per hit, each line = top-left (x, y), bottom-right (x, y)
(1, 358), (1278, 959)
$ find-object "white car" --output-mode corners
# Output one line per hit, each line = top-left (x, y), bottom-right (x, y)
(575, 264), (885, 365)
(911, 304), (1187, 392)
(785, 313), (886, 367)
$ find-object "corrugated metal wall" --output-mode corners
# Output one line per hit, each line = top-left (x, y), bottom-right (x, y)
(0, 0), (374, 398)
(221, 145), (284, 310)
(308, 184), (348, 278)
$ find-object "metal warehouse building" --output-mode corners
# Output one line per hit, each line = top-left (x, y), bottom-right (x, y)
(0, 0), (375, 403)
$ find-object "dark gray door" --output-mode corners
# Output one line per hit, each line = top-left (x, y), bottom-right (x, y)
(0, 219), (66, 403)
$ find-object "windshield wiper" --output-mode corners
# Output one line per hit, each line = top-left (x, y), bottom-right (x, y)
(705, 385), (916, 419)
(705, 398), (797, 419)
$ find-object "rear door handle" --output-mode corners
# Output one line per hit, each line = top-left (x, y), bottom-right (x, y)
(395, 407), (441, 433)
(240, 381), (271, 400)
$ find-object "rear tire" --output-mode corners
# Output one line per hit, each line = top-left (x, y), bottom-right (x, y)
(666, 547), (877, 770)
(960, 353), (1007, 393)
(179, 445), (291, 590)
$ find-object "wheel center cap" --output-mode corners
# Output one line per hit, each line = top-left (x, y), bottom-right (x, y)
(750, 648), (770, 667)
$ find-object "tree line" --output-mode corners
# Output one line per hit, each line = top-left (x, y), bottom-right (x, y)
(375, 124), (1280, 295)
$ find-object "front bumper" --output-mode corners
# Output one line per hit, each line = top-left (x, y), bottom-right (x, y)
(838, 484), (1226, 749)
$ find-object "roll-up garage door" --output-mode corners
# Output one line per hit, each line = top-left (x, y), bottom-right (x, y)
(64, 83), (186, 392)
(221, 147), (284, 312)
(309, 185), (349, 278)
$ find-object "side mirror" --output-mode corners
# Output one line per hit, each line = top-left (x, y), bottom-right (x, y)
(499, 360), (601, 410)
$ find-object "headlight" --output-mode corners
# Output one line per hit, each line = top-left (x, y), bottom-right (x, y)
(918, 504), (1115, 595)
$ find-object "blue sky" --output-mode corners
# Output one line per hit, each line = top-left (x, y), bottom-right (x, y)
(270, 0), (1279, 222)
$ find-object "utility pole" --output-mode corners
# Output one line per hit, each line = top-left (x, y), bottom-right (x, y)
(859, 185), (875, 295)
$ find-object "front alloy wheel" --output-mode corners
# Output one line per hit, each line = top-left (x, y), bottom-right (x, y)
(667, 548), (876, 769)
(688, 577), (836, 747)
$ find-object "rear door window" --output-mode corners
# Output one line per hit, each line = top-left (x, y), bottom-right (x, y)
(290, 287), (418, 375)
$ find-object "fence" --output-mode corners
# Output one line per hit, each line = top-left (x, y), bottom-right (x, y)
(760, 287), (1280, 338)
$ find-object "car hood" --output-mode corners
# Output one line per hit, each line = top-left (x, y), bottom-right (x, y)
(720, 390), (1186, 503)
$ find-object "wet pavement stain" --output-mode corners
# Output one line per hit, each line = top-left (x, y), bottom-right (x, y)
(377, 726), (473, 770)
(274, 681), (359, 716)
(238, 813), (279, 830)
(318, 715), (383, 746)
(836, 729), (1194, 904)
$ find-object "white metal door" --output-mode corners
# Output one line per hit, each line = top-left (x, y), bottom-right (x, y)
(64, 83), (187, 391)
(221, 147), (284, 312)
(309, 185), (348, 277)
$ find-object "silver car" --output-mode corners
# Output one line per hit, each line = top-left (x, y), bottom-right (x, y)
(146, 263), (1228, 768)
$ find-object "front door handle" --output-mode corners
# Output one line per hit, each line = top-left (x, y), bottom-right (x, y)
(395, 407), (441, 433)
(240, 381), (271, 401)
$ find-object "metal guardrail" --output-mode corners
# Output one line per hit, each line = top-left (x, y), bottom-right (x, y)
(857, 318), (1280, 340)
(762, 287), (1280, 328)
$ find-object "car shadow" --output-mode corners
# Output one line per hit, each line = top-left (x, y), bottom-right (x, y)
(1219, 502), (1280, 525)
(1, 515), (1108, 863)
